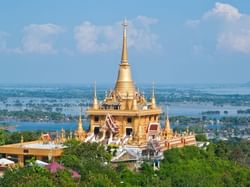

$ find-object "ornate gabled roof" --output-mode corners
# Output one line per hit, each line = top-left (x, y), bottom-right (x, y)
(111, 149), (138, 163)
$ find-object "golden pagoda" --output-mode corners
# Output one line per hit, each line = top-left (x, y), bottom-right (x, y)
(163, 114), (173, 139)
(85, 18), (196, 149)
(86, 19), (162, 145)
(60, 128), (66, 142)
(75, 107), (86, 141)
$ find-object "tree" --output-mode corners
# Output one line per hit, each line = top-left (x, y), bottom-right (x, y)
(0, 165), (55, 187)
(60, 140), (118, 185)
(195, 134), (208, 142)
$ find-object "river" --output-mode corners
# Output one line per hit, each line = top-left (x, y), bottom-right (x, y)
(0, 121), (89, 132)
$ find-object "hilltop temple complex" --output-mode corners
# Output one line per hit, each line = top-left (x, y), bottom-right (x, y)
(0, 19), (196, 167)
(83, 19), (196, 151)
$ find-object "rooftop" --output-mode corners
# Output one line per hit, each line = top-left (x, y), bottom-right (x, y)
(22, 142), (65, 149)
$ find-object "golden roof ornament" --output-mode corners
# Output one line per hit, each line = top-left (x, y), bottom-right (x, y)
(61, 128), (65, 142)
(165, 114), (171, 132)
(75, 107), (86, 141)
(114, 18), (135, 97)
(132, 93), (138, 110)
(77, 107), (84, 133)
(121, 18), (128, 64)
(163, 108), (173, 138)
(93, 81), (98, 109)
(151, 81), (156, 109)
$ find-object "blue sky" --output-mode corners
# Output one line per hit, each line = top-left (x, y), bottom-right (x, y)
(0, 0), (250, 84)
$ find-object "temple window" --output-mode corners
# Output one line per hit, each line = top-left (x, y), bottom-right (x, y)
(94, 127), (100, 135)
(94, 116), (99, 122)
(127, 117), (132, 123)
(126, 128), (133, 136)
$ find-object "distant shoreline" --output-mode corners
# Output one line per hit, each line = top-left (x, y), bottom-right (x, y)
(0, 123), (16, 130)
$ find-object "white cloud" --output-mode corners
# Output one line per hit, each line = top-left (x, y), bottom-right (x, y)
(217, 30), (250, 53)
(204, 2), (241, 21)
(74, 16), (160, 53)
(21, 23), (63, 54)
(186, 2), (250, 54)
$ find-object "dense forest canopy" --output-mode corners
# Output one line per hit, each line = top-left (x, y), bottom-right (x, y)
(0, 136), (249, 187)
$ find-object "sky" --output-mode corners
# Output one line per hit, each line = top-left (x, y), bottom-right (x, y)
(0, 0), (250, 85)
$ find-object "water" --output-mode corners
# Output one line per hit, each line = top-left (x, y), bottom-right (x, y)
(1, 121), (89, 132)
(163, 103), (250, 117)
(197, 86), (250, 95)
(1, 84), (250, 132)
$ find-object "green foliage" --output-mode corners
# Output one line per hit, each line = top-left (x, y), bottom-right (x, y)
(195, 134), (208, 141)
(51, 169), (76, 187)
(60, 140), (118, 186)
(0, 164), (77, 187)
(84, 173), (116, 187)
(158, 146), (250, 187)
(0, 165), (54, 187)
(211, 139), (250, 166)
(0, 139), (249, 187)
(114, 144), (250, 187)
(0, 130), (7, 145)
(61, 140), (111, 169)
(0, 130), (41, 145)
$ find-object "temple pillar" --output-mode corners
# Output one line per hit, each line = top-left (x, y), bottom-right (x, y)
(18, 155), (24, 167)
(90, 117), (95, 133)
(122, 118), (126, 136)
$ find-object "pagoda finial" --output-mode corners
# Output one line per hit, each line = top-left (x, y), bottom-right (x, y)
(114, 18), (135, 96)
(164, 107), (173, 138)
(93, 81), (98, 109)
(75, 107), (85, 141)
(151, 81), (156, 109)
(165, 115), (171, 131)
(77, 107), (84, 133)
(61, 128), (65, 141)
(152, 81), (155, 98)
(121, 18), (128, 64)
(94, 81), (97, 98)
(79, 107), (82, 123)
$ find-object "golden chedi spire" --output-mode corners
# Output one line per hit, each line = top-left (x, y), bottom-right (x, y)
(165, 115), (171, 132)
(61, 128), (66, 142)
(78, 107), (84, 133)
(114, 18), (135, 97)
(121, 18), (128, 64)
(93, 81), (98, 109)
(151, 81), (156, 109)
(164, 111), (173, 138)
(75, 107), (85, 141)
